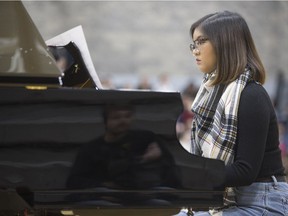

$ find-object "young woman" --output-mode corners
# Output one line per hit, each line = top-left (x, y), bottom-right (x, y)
(176, 11), (288, 216)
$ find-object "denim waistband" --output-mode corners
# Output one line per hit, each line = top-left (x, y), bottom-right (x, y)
(255, 175), (286, 182)
(236, 175), (288, 194)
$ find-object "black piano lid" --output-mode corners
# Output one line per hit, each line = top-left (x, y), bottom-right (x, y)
(0, 1), (62, 87)
(0, 2), (100, 89)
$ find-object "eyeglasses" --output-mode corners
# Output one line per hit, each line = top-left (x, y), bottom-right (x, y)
(190, 37), (209, 52)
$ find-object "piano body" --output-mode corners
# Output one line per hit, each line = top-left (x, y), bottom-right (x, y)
(0, 2), (225, 216)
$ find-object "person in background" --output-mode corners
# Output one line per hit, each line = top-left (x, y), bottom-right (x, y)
(153, 73), (176, 92)
(67, 104), (179, 191)
(137, 75), (153, 90)
(175, 11), (288, 216)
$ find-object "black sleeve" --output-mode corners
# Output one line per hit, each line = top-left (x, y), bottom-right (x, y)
(66, 141), (108, 189)
(224, 83), (271, 186)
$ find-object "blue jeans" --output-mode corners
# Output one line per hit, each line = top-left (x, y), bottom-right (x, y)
(174, 176), (288, 216)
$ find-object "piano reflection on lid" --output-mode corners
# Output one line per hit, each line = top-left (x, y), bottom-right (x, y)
(66, 103), (181, 206)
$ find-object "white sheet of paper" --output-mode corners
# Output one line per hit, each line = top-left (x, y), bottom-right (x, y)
(46, 25), (102, 89)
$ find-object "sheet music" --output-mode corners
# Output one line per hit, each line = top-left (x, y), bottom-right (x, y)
(46, 25), (102, 89)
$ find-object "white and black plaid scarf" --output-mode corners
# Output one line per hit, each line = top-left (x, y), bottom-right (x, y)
(190, 69), (253, 165)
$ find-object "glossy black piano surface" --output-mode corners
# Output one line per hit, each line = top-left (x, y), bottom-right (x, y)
(0, 1), (225, 215)
(0, 87), (225, 214)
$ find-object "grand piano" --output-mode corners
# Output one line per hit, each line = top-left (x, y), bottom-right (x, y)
(0, 2), (225, 216)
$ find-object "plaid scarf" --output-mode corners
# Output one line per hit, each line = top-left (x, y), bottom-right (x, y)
(190, 69), (252, 165)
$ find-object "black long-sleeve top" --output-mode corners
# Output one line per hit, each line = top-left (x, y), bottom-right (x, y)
(225, 81), (285, 187)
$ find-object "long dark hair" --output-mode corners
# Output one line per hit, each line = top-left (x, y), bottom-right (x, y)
(190, 11), (265, 85)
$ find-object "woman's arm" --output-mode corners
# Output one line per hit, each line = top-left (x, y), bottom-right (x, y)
(225, 83), (271, 186)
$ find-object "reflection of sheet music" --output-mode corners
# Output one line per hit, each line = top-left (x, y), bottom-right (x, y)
(46, 25), (102, 89)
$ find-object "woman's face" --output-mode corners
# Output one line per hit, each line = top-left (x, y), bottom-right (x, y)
(192, 28), (217, 74)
